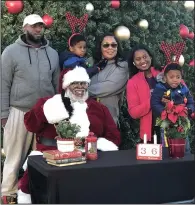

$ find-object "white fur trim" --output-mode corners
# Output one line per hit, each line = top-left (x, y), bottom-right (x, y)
(70, 102), (90, 137)
(43, 93), (90, 138)
(43, 94), (69, 124)
(18, 189), (32, 204)
(97, 137), (118, 151)
(62, 66), (91, 89)
(22, 151), (43, 171)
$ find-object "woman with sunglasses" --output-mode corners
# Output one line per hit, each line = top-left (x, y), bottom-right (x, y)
(126, 44), (163, 144)
(88, 33), (128, 125)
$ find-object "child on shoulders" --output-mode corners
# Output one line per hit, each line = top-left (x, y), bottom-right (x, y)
(59, 33), (100, 78)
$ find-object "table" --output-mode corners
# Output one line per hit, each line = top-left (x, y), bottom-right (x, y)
(28, 148), (195, 204)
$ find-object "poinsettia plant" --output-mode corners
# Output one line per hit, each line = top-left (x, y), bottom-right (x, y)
(156, 101), (191, 139)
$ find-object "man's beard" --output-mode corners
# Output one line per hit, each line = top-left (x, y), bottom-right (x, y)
(65, 89), (89, 103)
(26, 31), (44, 44)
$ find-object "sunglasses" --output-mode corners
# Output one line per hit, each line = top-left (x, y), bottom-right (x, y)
(102, 43), (118, 49)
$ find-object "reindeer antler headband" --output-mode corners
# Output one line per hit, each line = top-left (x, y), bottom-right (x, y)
(65, 12), (89, 46)
(160, 41), (186, 70)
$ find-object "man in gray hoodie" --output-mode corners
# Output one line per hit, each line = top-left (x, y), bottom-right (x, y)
(1, 14), (59, 204)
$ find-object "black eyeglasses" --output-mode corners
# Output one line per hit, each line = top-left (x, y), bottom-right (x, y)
(102, 43), (118, 49)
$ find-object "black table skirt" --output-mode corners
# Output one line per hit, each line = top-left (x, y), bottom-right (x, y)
(28, 148), (195, 204)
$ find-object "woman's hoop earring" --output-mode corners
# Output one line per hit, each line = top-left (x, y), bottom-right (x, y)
(133, 62), (135, 65)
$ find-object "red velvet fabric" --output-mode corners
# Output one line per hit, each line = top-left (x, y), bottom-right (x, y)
(18, 170), (29, 194)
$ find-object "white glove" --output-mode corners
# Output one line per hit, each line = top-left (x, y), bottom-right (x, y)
(97, 137), (118, 151)
(43, 94), (69, 124)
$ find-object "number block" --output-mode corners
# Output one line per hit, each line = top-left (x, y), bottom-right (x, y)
(136, 143), (162, 160)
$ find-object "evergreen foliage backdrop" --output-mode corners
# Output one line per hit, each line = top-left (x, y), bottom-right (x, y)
(1, 0), (194, 152)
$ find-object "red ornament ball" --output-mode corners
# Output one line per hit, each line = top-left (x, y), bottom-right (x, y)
(179, 24), (189, 39)
(188, 32), (194, 39)
(111, 0), (120, 9)
(5, 0), (23, 14)
(189, 59), (195, 67)
(42, 14), (53, 28)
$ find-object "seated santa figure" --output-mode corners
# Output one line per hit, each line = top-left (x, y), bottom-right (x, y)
(18, 66), (121, 203)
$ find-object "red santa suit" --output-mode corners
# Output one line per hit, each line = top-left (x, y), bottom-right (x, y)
(18, 66), (121, 203)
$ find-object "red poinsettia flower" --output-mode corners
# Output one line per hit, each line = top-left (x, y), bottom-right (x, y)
(158, 102), (190, 139)
(167, 101), (174, 111)
(168, 112), (178, 123)
(174, 104), (188, 117)
(179, 109), (188, 117)
(161, 110), (167, 120)
(177, 126), (184, 133)
(174, 104), (184, 113)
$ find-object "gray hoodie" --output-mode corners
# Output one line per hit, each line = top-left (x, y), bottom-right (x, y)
(1, 34), (60, 118)
(88, 60), (129, 124)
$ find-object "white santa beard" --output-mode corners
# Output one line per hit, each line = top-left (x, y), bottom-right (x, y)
(65, 88), (89, 103)
(63, 88), (90, 137)
(70, 101), (90, 137)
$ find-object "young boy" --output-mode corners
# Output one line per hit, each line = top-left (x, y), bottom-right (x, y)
(151, 63), (194, 151)
(151, 63), (194, 118)
(59, 34), (100, 78)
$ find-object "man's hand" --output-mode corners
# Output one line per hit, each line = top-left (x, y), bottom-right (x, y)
(1, 118), (8, 128)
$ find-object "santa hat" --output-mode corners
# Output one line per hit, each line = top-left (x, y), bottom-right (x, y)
(62, 66), (90, 90)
